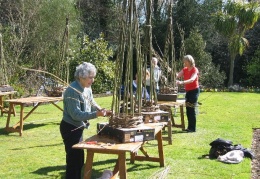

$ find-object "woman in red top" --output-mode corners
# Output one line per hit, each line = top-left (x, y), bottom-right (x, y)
(176, 55), (200, 132)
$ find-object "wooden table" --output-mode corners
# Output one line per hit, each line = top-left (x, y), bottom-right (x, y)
(158, 100), (186, 130)
(0, 91), (17, 116)
(4, 96), (63, 136)
(141, 110), (173, 145)
(72, 123), (165, 179)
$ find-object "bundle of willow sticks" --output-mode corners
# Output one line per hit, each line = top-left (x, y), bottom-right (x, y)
(109, 114), (143, 128)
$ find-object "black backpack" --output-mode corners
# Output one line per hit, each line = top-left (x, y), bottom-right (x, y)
(208, 138), (233, 159)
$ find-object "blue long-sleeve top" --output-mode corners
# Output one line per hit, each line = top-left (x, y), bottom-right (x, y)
(62, 80), (100, 128)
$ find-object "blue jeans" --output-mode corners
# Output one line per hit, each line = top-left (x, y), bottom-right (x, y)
(185, 88), (200, 131)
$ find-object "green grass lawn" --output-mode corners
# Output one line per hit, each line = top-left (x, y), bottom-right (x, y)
(0, 92), (259, 179)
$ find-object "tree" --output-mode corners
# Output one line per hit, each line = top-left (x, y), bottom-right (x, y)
(0, 0), (80, 86)
(76, 0), (120, 44)
(72, 33), (114, 93)
(237, 20), (260, 86)
(0, 33), (8, 85)
(213, 0), (260, 86)
(185, 28), (226, 88)
(247, 46), (260, 87)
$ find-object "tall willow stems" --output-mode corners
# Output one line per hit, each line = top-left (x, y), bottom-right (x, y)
(111, 0), (144, 116)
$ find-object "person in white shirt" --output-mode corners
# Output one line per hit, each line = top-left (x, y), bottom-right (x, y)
(146, 57), (161, 94)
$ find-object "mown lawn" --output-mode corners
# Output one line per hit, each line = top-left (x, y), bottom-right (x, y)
(0, 92), (259, 179)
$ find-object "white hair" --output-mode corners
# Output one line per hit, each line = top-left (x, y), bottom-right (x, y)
(74, 62), (97, 80)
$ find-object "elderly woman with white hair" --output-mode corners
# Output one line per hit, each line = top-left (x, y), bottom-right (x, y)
(176, 55), (200, 133)
(60, 62), (111, 179)
(146, 57), (161, 94)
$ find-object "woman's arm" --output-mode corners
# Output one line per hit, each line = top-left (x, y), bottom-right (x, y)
(177, 72), (198, 85)
(176, 70), (183, 78)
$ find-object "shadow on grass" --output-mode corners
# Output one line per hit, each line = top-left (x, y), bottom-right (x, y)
(32, 158), (162, 178)
(11, 142), (63, 150)
(23, 121), (60, 129)
(126, 162), (158, 172)
(32, 159), (116, 179)
(32, 165), (65, 179)
(0, 121), (60, 136)
(89, 158), (159, 178)
(162, 130), (187, 135)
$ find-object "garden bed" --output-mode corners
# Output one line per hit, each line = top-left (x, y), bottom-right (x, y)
(251, 128), (260, 179)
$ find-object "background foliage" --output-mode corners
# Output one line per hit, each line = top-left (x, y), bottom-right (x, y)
(0, 0), (260, 94)
(70, 33), (115, 93)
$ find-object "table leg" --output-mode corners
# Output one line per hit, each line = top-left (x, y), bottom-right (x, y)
(130, 152), (136, 164)
(168, 104), (185, 131)
(112, 152), (127, 179)
(50, 101), (63, 111)
(0, 96), (3, 116)
(5, 103), (13, 128)
(19, 105), (24, 136)
(167, 120), (172, 145)
(169, 109), (176, 126)
(180, 105), (185, 130)
(84, 150), (94, 179)
(118, 152), (127, 179)
(8, 94), (16, 116)
(156, 130), (165, 167)
(112, 159), (120, 178)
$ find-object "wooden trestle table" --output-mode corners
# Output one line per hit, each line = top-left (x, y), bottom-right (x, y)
(157, 100), (186, 131)
(72, 123), (165, 179)
(4, 96), (63, 136)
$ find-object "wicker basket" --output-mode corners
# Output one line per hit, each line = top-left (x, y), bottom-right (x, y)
(47, 87), (63, 97)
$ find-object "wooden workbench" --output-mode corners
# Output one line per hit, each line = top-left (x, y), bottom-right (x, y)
(0, 91), (17, 116)
(4, 96), (63, 136)
(157, 100), (186, 130)
(72, 123), (165, 179)
(141, 110), (173, 144)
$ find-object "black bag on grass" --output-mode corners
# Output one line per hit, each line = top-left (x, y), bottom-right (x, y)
(209, 138), (233, 159)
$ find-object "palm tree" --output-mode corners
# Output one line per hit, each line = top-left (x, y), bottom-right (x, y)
(213, 0), (260, 86)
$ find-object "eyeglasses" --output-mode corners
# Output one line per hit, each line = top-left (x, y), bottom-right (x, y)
(82, 76), (95, 80)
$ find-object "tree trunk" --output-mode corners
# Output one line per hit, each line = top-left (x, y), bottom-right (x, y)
(228, 53), (236, 87)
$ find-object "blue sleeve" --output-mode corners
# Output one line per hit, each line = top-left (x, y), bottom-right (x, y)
(63, 88), (97, 122)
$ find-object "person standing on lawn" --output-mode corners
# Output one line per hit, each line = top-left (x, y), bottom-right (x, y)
(146, 57), (161, 94)
(176, 55), (200, 132)
(60, 62), (112, 179)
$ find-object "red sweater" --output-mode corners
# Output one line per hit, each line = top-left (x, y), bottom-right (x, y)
(183, 67), (199, 91)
